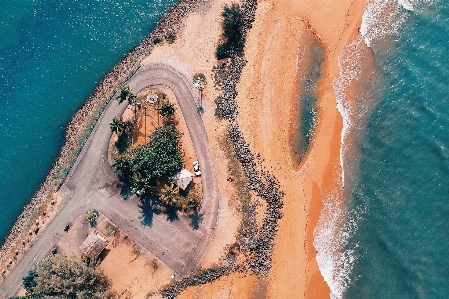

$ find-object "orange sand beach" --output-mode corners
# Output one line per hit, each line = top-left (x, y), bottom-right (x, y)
(170, 0), (367, 297)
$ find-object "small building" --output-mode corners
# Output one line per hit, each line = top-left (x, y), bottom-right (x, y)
(170, 169), (194, 190)
(80, 231), (108, 260)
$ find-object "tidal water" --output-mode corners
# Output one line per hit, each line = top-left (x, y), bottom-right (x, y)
(315, 0), (449, 298)
(0, 0), (177, 243)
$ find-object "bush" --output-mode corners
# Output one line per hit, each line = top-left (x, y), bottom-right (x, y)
(222, 3), (243, 45)
(166, 31), (176, 44)
(216, 43), (230, 60)
(113, 125), (184, 196)
(159, 183), (181, 208)
(19, 256), (111, 299)
(182, 192), (202, 213)
(216, 3), (244, 59)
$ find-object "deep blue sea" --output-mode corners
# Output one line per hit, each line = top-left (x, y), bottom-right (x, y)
(314, 0), (449, 298)
(346, 1), (449, 297)
(0, 0), (176, 243)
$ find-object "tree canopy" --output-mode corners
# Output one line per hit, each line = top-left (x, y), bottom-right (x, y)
(109, 117), (132, 134)
(159, 102), (176, 118)
(216, 3), (244, 59)
(15, 256), (111, 299)
(113, 125), (184, 196)
(222, 3), (243, 45)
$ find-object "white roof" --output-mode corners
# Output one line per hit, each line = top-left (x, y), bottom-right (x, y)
(170, 169), (194, 190)
(80, 231), (108, 259)
(146, 93), (158, 104)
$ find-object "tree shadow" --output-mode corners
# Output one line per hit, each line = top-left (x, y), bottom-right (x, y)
(189, 210), (204, 230)
(89, 220), (97, 228)
(179, 181), (195, 197)
(164, 207), (179, 222)
(138, 196), (157, 227)
(115, 133), (131, 154)
(97, 248), (111, 263)
(162, 117), (178, 127)
(120, 182), (132, 200)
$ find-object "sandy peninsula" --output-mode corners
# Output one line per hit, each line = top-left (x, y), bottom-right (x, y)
(0, 0), (367, 297)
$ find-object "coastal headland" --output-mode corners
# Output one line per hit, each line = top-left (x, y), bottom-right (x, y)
(0, 0), (367, 298)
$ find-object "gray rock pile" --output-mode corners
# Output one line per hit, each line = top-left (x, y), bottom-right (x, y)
(161, 0), (286, 297)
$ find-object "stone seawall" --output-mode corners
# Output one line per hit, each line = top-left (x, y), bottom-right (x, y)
(0, 0), (205, 277)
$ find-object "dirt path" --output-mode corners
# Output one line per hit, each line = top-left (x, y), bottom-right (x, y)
(0, 64), (219, 298)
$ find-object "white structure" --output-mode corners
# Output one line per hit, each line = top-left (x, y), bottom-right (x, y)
(80, 231), (108, 259)
(146, 93), (158, 104)
(170, 169), (194, 190)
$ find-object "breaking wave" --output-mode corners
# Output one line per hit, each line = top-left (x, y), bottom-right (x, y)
(313, 0), (427, 298)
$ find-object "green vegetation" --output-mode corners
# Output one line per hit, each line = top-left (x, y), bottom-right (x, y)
(110, 116), (134, 153)
(117, 85), (140, 124)
(165, 31), (176, 44)
(159, 182), (202, 213)
(216, 3), (244, 59)
(109, 117), (132, 135)
(86, 209), (99, 223)
(117, 85), (133, 105)
(113, 125), (184, 197)
(159, 102), (176, 118)
(183, 192), (202, 214)
(193, 73), (207, 86)
(159, 183), (181, 208)
(13, 256), (111, 299)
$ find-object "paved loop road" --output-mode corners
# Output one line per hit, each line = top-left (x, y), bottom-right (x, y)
(0, 65), (219, 298)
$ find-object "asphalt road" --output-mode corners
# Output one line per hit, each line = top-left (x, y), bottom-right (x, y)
(0, 65), (219, 298)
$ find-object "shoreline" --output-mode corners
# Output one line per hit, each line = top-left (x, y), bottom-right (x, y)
(229, 0), (366, 297)
(305, 2), (367, 298)
(1, 0), (368, 298)
(0, 0), (205, 281)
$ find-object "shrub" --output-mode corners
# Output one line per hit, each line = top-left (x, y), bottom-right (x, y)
(216, 43), (230, 60)
(182, 192), (202, 213)
(113, 125), (183, 196)
(216, 3), (244, 59)
(20, 256), (111, 299)
(166, 31), (176, 44)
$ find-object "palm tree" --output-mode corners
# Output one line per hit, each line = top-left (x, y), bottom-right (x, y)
(110, 117), (125, 134)
(159, 102), (175, 118)
(117, 85), (131, 104)
(159, 183), (180, 208)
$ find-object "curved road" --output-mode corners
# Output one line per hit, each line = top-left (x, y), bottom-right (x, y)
(0, 65), (219, 298)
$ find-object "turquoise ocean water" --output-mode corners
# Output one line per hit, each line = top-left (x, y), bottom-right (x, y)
(0, 0), (176, 243)
(315, 0), (449, 298)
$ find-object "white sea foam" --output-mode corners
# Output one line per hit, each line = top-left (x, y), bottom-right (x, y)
(313, 0), (423, 298)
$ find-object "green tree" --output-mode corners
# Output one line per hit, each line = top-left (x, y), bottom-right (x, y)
(222, 3), (243, 45)
(117, 85), (131, 104)
(216, 3), (244, 60)
(182, 192), (202, 213)
(159, 183), (181, 208)
(113, 125), (184, 197)
(110, 117), (133, 134)
(117, 85), (140, 124)
(20, 256), (111, 299)
(159, 102), (175, 118)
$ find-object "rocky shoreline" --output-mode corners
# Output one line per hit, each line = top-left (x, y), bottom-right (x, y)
(0, 0), (205, 279)
(161, 0), (286, 297)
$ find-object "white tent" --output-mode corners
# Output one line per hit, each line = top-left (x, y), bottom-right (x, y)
(170, 169), (194, 190)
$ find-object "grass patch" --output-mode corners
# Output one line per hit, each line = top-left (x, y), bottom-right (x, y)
(219, 134), (252, 225)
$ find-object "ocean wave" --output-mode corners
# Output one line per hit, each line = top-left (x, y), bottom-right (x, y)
(313, 0), (424, 298)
